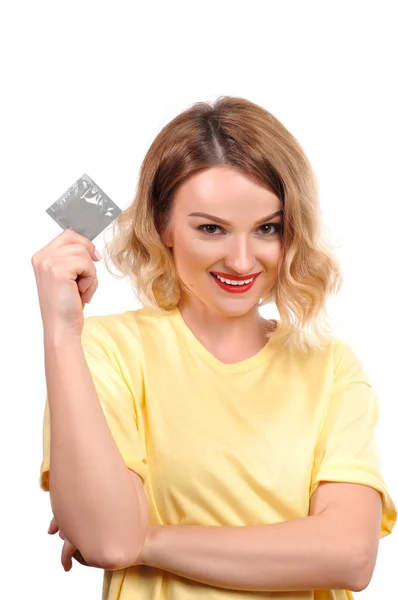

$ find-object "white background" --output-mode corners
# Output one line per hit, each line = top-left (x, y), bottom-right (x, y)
(1, 1), (397, 598)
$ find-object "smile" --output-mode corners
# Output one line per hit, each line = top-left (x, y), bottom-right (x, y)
(210, 272), (260, 293)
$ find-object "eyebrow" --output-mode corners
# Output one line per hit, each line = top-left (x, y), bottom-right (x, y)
(188, 210), (283, 227)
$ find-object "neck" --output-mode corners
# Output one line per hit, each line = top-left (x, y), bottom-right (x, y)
(177, 298), (270, 351)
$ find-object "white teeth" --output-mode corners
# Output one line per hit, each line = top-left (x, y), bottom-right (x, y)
(214, 274), (255, 286)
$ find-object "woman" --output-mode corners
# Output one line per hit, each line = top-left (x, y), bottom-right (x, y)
(33, 96), (397, 600)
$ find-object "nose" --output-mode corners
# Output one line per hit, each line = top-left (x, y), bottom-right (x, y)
(224, 234), (256, 275)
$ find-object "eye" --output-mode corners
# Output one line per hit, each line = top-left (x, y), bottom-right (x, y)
(197, 224), (224, 235)
(196, 223), (283, 236)
(258, 223), (283, 236)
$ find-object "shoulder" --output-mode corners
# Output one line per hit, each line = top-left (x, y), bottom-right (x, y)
(281, 334), (370, 391)
(330, 335), (371, 386)
(81, 308), (144, 354)
(82, 306), (160, 335)
(81, 306), (177, 354)
(299, 332), (368, 375)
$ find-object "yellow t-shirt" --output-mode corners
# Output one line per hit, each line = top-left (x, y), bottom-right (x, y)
(40, 306), (397, 600)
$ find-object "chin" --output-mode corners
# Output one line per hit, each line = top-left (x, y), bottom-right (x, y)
(212, 299), (260, 318)
(182, 285), (260, 317)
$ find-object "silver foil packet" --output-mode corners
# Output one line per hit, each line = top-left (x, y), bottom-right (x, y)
(45, 173), (122, 241)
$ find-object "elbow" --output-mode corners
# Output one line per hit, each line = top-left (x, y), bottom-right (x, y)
(83, 548), (131, 571)
(88, 552), (132, 572)
(343, 549), (374, 593)
(351, 563), (374, 593)
(83, 539), (144, 572)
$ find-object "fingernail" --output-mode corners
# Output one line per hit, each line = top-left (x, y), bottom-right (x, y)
(94, 249), (101, 260)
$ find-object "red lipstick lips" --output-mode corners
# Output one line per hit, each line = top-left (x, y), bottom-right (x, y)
(210, 272), (261, 294)
(211, 271), (260, 281)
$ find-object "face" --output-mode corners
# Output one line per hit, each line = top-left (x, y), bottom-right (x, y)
(162, 166), (283, 318)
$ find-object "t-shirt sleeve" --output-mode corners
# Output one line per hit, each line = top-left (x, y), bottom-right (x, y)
(310, 339), (397, 539)
(39, 315), (148, 492)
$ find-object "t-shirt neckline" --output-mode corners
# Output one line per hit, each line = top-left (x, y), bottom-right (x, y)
(171, 307), (279, 373)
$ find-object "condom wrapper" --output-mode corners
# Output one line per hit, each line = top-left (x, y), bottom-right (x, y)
(45, 173), (122, 241)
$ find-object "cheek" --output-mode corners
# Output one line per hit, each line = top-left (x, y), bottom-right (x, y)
(173, 237), (212, 272)
(270, 250), (281, 268)
(262, 241), (282, 268)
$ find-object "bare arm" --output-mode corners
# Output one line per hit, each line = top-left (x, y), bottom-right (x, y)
(141, 482), (381, 592)
(141, 517), (364, 592)
(45, 332), (147, 569)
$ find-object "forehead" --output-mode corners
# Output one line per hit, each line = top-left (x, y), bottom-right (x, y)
(174, 166), (281, 213)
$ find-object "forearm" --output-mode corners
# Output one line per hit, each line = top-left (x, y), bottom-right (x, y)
(142, 516), (363, 592)
(45, 333), (145, 567)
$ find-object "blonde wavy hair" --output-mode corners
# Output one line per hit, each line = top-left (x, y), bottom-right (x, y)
(103, 96), (344, 354)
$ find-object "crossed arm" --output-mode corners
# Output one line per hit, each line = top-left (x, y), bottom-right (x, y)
(52, 479), (382, 593)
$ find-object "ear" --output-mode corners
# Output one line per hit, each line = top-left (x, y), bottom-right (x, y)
(160, 227), (173, 248)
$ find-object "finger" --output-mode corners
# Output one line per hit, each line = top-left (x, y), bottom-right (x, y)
(60, 229), (101, 262)
(45, 240), (100, 267)
(59, 530), (65, 541)
(61, 540), (76, 572)
(33, 228), (99, 266)
(44, 253), (98, 291)
(48, 517), (59, 535)
(76, 270), (98, 294)
(80, 277), (99, 304)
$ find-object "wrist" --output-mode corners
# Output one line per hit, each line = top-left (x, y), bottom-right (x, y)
(140, 525), (160, 566)
(44, 327), (82, 347)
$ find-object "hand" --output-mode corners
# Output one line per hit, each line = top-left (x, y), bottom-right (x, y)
(31, 228), (101, 337)
(48, 516), (91, 571)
